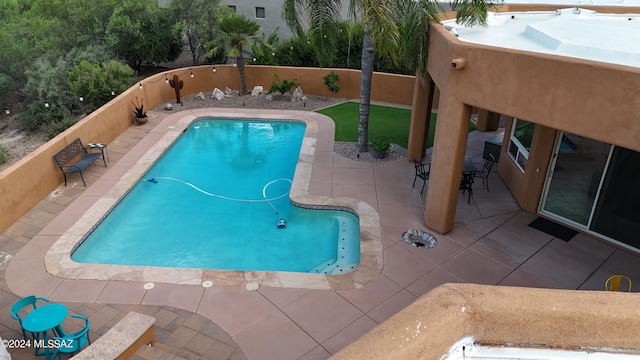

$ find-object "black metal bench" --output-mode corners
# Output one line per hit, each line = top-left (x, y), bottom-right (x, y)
(53, 138), (107, 186)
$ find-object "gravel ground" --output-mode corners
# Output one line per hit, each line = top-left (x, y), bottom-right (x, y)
(154, 90), (408, 162)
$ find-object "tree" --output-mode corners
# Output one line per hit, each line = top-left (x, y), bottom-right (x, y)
(207, 13), (261, 94)
(282, 0), (343, 67)
(107, 0), (183, 71)
(169, 0), (228, 65)
(283, 0), (496, 152)
(28, 0), (119, 50)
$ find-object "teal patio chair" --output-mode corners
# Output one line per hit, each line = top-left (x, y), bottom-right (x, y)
(10, 295), (51, 340)
(52, 314), (91, 359)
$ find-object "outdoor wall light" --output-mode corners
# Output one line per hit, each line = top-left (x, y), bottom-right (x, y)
(451, 58), (466, 70)
(165, 74), (169, 84)
(111, 91), (115, 96)
(139, 83), (143, 89)
(212, 67), (217, 73)
(190, 70), (194, 78)
(5, 109), (9, 115)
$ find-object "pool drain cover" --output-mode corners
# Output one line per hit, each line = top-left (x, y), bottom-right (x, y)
(202, 280), (214, 288)
(402, 229), (437, 249)
(143, 282), (155, 290)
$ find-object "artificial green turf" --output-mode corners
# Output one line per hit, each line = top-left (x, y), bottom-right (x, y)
(317, 101), (476, 149)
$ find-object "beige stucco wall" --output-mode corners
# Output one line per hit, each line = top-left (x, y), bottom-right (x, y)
(412, 5), (640, 233)
(0, 65), (415, 234)
(331, 283), (640, 359)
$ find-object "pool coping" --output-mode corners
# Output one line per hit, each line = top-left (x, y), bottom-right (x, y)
(42, 109), (383, 291)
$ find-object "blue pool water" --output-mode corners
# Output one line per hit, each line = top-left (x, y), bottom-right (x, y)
(72, 119), (360, 274)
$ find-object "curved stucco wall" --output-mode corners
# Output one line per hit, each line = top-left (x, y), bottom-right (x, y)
(331, 283), (640, 359)
(0, 65), (415, 234)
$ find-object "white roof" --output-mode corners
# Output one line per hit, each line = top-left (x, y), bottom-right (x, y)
(442, 7), (640, 68)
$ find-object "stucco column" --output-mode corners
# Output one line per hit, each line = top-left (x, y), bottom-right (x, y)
(408, 75), (435, 161)
(476, 109), (501, 131)
(424, 96), (471, 234)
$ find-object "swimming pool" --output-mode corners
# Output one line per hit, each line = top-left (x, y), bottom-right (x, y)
(72, 118), (361, 274)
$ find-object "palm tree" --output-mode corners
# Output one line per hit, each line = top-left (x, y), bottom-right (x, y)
(282, 0), (343, 67)
(207, 12), (261, 94)
(283, 0), (496, 152)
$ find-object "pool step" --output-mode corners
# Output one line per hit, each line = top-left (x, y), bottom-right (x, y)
(310, 215), (360, 275)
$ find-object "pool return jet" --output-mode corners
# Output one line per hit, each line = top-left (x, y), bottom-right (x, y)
(144, 177), (291, 228)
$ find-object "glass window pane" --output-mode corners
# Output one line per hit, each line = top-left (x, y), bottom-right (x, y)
(514, 119), (534, 150)
(508, 140), (518, 158)
(256, 7), (265, 18)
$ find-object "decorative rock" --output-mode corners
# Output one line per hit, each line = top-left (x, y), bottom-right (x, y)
(163, 103), (173, 111)
(265, 93), (273, 101)
(196, 92), (205, 100)
(224, 87), (233, 95)
(291, 86), (304, 102)
(251, 86), (263, 96)
(211, 88), (225, 100)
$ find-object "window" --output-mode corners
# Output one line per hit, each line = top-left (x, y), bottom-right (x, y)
(228, 5), (236, 12)
(255, 7), (265, 18)
(508, 118), (534, 172)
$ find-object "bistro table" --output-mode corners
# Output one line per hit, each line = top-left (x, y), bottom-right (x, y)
(463, 156), (481, 174)
(22, 303), (68, 360)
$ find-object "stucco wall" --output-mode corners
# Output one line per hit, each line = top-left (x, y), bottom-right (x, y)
(419, 10), (640, 227)
(0, 65), (415, 234)
(331, 283), (640, 359)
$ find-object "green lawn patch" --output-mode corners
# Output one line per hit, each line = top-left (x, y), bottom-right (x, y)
(316, 101), (476, 149)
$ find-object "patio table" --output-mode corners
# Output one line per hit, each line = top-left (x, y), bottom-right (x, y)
(22, 303), (68, 360)
(463, 156), (481, 174)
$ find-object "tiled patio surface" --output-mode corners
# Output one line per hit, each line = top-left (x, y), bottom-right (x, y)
(1, 107), (639, 360)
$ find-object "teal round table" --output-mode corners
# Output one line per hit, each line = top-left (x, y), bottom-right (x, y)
(22, 303), (68, 360)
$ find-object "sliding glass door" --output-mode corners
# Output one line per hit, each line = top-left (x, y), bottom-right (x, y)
(541, 131), (640, 250)
(590, 147), (640, 248)
(540, 132), (610, 228)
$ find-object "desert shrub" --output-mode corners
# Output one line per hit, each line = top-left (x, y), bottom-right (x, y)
(69, 60), (135, 112)
(267, 73), (300, 95)
(323, 71), (340, 94)
(44, 116), (78, 139)
(0, 145), (7, 165)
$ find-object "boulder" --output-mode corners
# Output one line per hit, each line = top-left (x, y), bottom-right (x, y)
(291, 86), (304, 102)
(251, 86), (263, 96)
(211, 88), (225, 100)
(196, 92), (205, 100)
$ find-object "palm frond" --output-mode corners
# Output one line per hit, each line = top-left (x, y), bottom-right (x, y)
(451, 0), (500, 26)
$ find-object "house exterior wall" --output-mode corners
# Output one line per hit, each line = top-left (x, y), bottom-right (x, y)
(414, 5), (640, 233)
